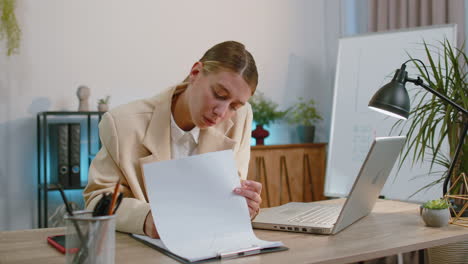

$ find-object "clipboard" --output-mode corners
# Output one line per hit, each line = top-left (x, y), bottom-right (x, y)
(130, 234), (288, 263)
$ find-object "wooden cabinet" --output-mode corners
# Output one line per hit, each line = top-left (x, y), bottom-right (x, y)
(247, 143), (327, 208)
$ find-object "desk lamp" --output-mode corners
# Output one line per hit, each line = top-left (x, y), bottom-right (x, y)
(368, 60), (468, 196)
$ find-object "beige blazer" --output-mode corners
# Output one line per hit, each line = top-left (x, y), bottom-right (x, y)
(83, 85), (253, 235)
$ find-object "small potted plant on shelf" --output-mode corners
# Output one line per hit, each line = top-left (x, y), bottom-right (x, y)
(248, 92), (287, 145)
(97, 96), (110, 112)
(420, 199), (450, 227)
(286, 97), (323, 143)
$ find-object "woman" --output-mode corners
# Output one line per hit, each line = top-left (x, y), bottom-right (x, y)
(83, 41), (262, 238)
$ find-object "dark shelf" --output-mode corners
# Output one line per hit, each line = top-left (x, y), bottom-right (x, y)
(37, 111), (102, 228)
(38, 184), (88, 191)
(38, 111), (105, 115)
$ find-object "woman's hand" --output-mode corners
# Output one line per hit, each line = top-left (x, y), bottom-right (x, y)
(144, 211), (160, 238)
(234, 180), (262, 220)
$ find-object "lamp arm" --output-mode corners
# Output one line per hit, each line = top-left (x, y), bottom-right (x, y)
(406, 77), (468, 116)
(406, 77), (468, 196)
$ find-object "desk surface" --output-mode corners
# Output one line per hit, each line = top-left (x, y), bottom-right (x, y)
(1, 199), (467, 264)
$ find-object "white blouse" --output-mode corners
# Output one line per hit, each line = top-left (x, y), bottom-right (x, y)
(170, 113), (200, 159)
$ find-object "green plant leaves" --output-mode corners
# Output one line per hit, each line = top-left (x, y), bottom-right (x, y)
(286, 97), (323, 126)
(248, 92), (287, 126)
(0, 0), (21, 56)
(422, 198), (449, 209)
(98, 96), (110, 105)
(248, 93), (323, 128)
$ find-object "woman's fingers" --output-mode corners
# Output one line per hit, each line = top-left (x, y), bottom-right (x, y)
(247, 199), (259, 211)
(241, 180), (262, 194)
(234, 180), (262, 219)
(234, 187), (261, 204)
(144, 211), (160, 239)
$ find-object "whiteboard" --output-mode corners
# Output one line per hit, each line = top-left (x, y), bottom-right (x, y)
(326, 24), (456, 203)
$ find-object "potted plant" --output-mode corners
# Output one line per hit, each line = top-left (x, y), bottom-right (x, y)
(287, 97), (323, 143)
(248, 92), (287, 145)
(393, 40), (467, 205)
(421, 200), (465, 263)
(97, 96), (110, 112)
(0, 0), (21, 56)
(420, 199), (450, 227)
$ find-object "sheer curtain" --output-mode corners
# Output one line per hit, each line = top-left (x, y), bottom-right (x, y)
(368, 0), (465, 47)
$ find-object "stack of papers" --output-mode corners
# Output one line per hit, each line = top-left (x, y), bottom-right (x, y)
(134, 150), (285, 262)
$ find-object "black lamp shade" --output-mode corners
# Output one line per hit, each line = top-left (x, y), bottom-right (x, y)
(368, 70), (410, 119)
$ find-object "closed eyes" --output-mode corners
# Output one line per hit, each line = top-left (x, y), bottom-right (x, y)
(212, 85), (244, 111)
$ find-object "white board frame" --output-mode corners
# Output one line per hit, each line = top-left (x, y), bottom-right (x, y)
(325, 24), (457, 203)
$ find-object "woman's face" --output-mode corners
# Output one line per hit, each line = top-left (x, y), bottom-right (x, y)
(187, 62), (252, 129)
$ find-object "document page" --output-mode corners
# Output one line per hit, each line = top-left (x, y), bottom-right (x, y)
(141, 150), (283, 262)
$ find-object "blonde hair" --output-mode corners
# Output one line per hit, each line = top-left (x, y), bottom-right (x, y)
(184, 41), (258, 94)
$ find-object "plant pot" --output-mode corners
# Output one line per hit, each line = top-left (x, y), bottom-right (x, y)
(420, 206), (450, 227)
(98, 103), (109, 112)
(297, 125), (315, 143)
(252, 124), (269, 145)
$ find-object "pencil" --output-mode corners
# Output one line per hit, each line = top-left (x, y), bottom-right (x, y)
(96, 179), (121, 255)
(57, 184), (84, 241)
(57, 184), (88, 263)
(108, 179), (121, 215)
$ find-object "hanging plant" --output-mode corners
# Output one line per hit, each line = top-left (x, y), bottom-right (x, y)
(0, 0), (21, 56)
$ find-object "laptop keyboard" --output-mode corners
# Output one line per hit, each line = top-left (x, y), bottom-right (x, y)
(288, 206), (341, 224)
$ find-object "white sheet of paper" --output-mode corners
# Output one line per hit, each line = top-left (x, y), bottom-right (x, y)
(141, 150), (283, 262)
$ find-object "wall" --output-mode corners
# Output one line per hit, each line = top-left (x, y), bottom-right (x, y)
(0, 0), (342, 230)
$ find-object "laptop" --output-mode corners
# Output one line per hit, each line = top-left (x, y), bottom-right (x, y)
(252, 136), (406, 235)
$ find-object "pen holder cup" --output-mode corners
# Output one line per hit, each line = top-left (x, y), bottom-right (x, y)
(64, 210), (116, 264)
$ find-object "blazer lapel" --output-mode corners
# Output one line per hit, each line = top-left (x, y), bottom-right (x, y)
(140, 87), (176, 164)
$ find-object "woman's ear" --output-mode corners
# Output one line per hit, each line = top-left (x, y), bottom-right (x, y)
(188, 62), (203, 83)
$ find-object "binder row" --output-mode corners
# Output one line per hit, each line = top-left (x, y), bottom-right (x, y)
(49, 123), (81, 188)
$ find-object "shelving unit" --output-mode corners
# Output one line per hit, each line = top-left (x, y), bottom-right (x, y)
(36, 111), (103, 228)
